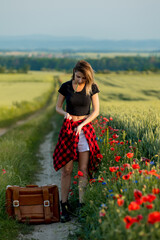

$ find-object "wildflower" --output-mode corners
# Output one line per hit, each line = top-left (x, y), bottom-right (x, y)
(89, 179), (96, 184)
(78, 171), (84, 177)
(112, 134), (119, 139)
(108, 189), (113, 193)
(97, 153), (103, 159)
(134, 189), (142, 200)
(110, 147), (115, 151)
(152, 188), (160, 194)
(133, 180), (138, 183)
(109, 117), (113, 121)
(123, 216), (135, 229)
(109, 167), (119, 172)
(120, 141), (124, 145)
(99, 208), (106, 217)
(2, 169), (6, 174)
(148, 211), (160, 224)
(123, 163), (130, 168)
(74, 175), (79, 179)
(128, 201), (140, 211)
(122, 174), (130, 180)
(132, 164), (140, 169)
(150, 161), (155, 165)
(146, 204), (153, 209)
(73, 181), (77, 184)
(126, 153), (134, 159)
(117, 199), (124, 207)
(120, 167), (125, 171)
(115, 156), (121, 162)
(116, 171), (122, 177)
(103, 117), (109, 122)
(147, 194), (156, 203)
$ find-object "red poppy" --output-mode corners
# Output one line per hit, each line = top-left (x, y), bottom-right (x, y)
(134, 189), (142, 200)
(132, 164), (140, 169)
(78, 171), (84, 177)
(148, 211), (160, 224)
(147, 194), (156, 203)
(2, 169), (6, 174)
(109, 117), (113, 121)
(110, 147), (115, 151)
(123, 163), (130, 168)
(116, 171), (122, 177)
(109, 138), (112, 141)
(73, 181), (77, 184)
(120, 167), (125, 171)
(74, 175), (79, 179)
(112, 134), (119, 139)
(135, 199), (143, 205)
(152, 188), (160, 194)
(117, 199), (124, 206)
(123, 216), (135, 229)
(96, 153), (103, 159)
(120, 141), (124, 145)
(109, 167), (119, 172)
(89, 179), (96, 184)
(128, 201), (140, 211)
(146, 204), (153, 209)
(126, 153), (134, 158)
(103, 117), (109, 122)
(122, 174), (130, 180)
(115, 156), (121, 162)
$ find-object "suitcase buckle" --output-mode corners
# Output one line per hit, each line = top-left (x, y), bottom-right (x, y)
(44, 200), (50, 207)
(13, 200), (19, 207)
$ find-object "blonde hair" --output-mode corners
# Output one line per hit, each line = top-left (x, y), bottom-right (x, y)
(71, 60), (95, 95)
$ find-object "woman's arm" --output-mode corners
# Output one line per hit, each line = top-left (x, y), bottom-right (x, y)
(56, 93), (72, 119)
(75, 93), (99, 134)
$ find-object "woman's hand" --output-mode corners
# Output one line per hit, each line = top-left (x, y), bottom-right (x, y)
(64, 112), (72, 120)
(74, 124), (83, 135)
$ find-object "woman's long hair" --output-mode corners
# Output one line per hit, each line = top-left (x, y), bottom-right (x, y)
(71, 60), (95, 95)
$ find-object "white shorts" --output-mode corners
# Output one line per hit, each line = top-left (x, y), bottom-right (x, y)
(78, 130), (90, 152)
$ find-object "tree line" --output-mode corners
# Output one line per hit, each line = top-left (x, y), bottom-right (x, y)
(0, 56), (160, 73)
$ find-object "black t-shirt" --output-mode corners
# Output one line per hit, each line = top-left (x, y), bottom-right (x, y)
(58, 80), (100, 116)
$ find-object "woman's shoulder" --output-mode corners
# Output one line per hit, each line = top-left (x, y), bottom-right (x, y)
(91, 83), (100, 95)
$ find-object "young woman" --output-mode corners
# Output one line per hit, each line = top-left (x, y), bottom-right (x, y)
(53, 60), (102, 222)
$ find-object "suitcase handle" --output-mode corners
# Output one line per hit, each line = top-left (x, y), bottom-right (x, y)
(26, 184), (38, 188)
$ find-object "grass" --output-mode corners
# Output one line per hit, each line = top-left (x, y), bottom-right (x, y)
(0, 78), (59, 240)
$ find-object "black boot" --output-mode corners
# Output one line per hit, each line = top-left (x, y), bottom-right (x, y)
(60, 201), (71, 223)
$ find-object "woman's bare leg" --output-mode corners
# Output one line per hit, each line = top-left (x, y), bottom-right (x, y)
(61, 160), (73, 203)
(78, 151), (89, 203)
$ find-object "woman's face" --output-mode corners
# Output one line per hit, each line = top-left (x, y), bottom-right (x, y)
(74, 71), (86, 84)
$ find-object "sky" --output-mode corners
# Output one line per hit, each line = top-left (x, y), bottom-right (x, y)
(0, 0), (160, 40)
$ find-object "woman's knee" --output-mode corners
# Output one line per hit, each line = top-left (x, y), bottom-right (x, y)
(61, 167), (73, 178)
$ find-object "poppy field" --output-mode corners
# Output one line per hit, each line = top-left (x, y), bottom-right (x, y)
(66, 72), (160, 239)
(69, 115), (160, 240)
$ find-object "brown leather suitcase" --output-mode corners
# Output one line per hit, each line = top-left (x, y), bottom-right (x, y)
(6, 184), (60, 224)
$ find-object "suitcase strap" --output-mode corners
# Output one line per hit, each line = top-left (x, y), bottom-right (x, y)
(42, 186), (52, 223)
(13, 187), (21, 221)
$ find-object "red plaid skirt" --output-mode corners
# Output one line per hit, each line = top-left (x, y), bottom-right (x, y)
(53, 118), (102, 177)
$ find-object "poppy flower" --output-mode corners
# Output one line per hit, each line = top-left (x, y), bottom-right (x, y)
(123, 216), (135, 229)
(74, 175), (79, 179)
(109, 167), (119, 172)
(123, 163), (130, 168)
(117, 199), (124, 206)
(120, 141), (124, 145)
(73, 181), (77, 184)
(78, 171), (84, 177)
(112, 134), (119, 139)
(116, 171), (122, 177)
(126, 153), (134, 159)
(96, 154), (103, 159)
(2, 169), (6, 174)
(120, 167), (125, 171)
(146, 204), (153, 209)
(122, 174), (130, 180)
(89, 179), (96, 184)
(110, 147), (115, 151)
(103, 117), (109, 122)
(148, 211), (160, 224)
(134, 189), (142, 200)
(152, 188), (160, 194)
(115, 156), (121, 162)
(147, 194), (156, 203)
(132, 164), (140, 169)
(109, 117), (113, 121)
(128, 201), (140, 211)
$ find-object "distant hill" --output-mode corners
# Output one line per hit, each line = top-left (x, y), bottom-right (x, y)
(0, 35), (160, 52)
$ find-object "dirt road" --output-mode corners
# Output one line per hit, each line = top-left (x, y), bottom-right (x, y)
(19, 123), (78, 240)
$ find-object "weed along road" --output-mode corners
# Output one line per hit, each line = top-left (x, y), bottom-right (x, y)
(19, 122), (78, 240)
